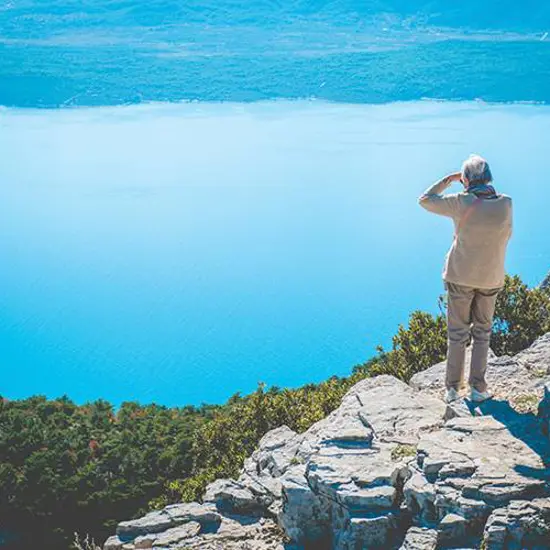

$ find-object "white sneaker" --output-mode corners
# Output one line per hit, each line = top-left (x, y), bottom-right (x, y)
(470, 388), (492, 403)
(445, 388), (460, 403)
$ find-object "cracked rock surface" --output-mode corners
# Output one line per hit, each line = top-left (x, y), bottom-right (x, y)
(104, 333), (550, 549)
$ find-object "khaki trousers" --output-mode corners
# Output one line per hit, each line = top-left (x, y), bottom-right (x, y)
(445, 282), (501, 392)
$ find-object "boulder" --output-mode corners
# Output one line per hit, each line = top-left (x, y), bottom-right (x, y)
(515, 332), (550, 377)
(482, 498), (550, 549)
(163, 502), (221, 525)
(399, 526), (437, 550)
(203, 425), (303, 518)
(116, 511), (174, 540)
(103, 536), (124, 550)
(444, 397), (476, 420)
(133, 534), (156, 549)
(203, 478), (261, 515)
(244, 425), (303, 478)
(178, 515), (286, 549)
(334, 512), (399, 549)
(279, 375), (445, 549)
(278, 463), (331, 543)
(438, 512), (467, 542)
(151, 522), (200, 546)
(403, 409), (549, 543)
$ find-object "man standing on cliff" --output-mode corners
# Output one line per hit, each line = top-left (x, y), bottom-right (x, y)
(419, 155), (513, 403)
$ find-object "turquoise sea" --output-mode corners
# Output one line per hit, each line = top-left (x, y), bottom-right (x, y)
(1, 1), (549, 407)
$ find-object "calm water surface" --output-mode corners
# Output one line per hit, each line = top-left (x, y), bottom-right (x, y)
(1, 101), (549, 406)
(1, 0), (549, 406)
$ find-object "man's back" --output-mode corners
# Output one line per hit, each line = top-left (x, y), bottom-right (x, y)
(446, 192), (513, 289)
(419, 190), (512, 289)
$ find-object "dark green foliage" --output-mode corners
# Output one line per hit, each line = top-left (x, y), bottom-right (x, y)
(1, 274), (548, 548)
(491, 274), (550, 355)
(0, 396), (215, 549)
(364, 311), (447, 382)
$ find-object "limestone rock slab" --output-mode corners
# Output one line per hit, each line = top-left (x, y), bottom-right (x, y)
(117, 511), (174, 540)
(399, 526), (437, 550)
(482, 498), (550, 550)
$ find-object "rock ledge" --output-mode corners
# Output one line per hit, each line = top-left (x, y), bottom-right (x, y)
(104, 334), (550, 549)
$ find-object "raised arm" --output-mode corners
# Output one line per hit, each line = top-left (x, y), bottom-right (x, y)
(418, 172), (462, 217)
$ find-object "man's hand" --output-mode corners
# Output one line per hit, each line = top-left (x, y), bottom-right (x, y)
(444, 172), (462, 186)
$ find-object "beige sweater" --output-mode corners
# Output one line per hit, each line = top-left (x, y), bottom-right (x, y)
(419, 179), (513, 289)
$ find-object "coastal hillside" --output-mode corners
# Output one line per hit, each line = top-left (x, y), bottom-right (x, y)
(1, 274), (549, 549)
(103, 333), (550, 549)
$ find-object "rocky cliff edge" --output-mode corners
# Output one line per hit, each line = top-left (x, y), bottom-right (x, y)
(103, 333), (550, 550)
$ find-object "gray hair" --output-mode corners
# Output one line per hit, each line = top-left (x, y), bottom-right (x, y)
(461, 154), (493, 185)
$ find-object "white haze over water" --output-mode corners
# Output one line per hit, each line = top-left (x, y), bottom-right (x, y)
(1, 100), (549, 406)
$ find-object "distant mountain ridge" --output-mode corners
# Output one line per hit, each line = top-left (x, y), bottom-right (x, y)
(2, 0), (550, 107)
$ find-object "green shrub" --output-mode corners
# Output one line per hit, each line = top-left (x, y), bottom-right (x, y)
(353, 310), (447, 383)
(0, 397), (214, 548)
(491, 275), (550, 355)
(391, 444), (417, 461)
